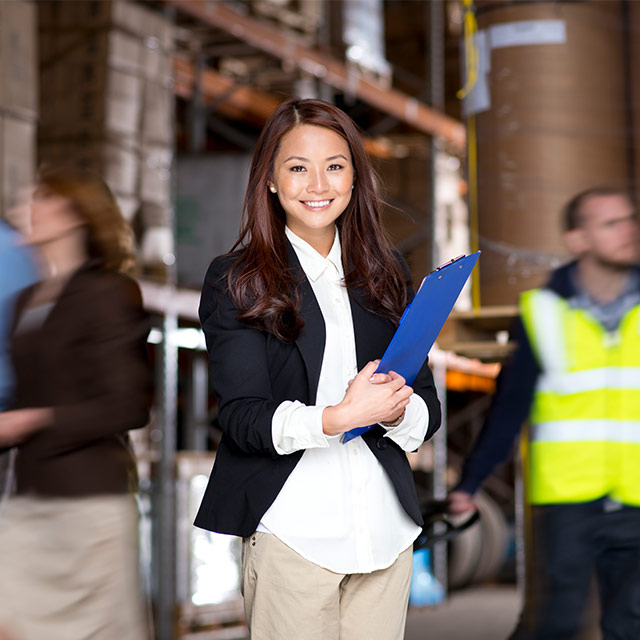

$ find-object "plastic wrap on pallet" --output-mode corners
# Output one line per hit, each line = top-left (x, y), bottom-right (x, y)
(0, 1), (37, 220)
(0, 1), (37, 121)
(39, 137), (139, 197)
(0, 116), (35, 219)
(37, 0), (176, 278)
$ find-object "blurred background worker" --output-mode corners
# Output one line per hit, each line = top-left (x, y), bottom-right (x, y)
(0, 170), (152, 640)
(0, 219), (38, 410)
(0, 219), (39, 500)
(448, 188), (640, 639)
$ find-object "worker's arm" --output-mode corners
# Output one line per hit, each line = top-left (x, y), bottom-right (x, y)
(451, 318), (539, 507)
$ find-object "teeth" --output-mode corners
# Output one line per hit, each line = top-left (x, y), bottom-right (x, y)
(303, 200), (331, 208)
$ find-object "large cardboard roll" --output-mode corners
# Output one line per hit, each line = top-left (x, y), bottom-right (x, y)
(474, 1), (628, 305)
(628, 2), (640, 205)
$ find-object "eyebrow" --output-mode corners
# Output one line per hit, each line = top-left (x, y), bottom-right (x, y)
(283, 154), (349, 163)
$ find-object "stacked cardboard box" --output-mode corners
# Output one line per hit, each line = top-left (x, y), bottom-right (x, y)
(38, 0), (175, 274)
(0, 1), (37, 220)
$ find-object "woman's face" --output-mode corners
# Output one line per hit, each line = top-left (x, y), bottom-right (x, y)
(270, 124), (354, 249)
(29, 186), (84, 246)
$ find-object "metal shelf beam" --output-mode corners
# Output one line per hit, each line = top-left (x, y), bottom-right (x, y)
(167, 0), (466, 152)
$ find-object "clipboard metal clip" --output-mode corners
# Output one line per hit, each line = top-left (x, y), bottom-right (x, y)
(433, 255), (466, 272)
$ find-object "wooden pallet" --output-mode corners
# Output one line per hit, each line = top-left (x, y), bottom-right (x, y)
(437, 305), (519, 362)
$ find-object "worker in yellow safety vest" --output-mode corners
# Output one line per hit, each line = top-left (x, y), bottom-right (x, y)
(449, 187), (640, 640)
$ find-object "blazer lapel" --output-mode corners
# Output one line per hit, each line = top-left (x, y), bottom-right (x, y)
(288, 241), (326, 404)
(348, 286), (397, 370)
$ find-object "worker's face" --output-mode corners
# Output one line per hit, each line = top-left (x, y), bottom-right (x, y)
(270, 124), (354, 250)
(565, 194), (640, 267)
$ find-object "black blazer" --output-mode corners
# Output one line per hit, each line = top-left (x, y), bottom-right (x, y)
(195, 242), (441, 538)
(9, 264), (151, 497)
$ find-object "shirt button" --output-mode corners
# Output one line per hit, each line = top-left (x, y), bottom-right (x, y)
(335, 298), (341, 304)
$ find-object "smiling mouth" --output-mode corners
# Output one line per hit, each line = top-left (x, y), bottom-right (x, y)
(301, 199), (333, 209)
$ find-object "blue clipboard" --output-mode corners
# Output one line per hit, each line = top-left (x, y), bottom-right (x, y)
(341, 251), (481, 443)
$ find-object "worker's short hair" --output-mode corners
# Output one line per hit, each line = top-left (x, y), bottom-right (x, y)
(563, 187), (631, 231)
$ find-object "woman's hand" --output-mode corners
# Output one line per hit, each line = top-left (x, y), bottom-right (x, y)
(370, 370), (407, 426)
(0, 408), (52, 447)
(322, 361), (413, 436)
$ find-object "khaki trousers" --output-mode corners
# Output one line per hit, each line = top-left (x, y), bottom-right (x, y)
(241, 532), (413, 640)
(0, 495), (148, 640)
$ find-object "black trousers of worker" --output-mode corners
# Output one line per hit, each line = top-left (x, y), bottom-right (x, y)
(508, 499), (640, 640)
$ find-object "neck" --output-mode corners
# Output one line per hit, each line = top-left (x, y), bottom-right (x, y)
(293, 225), (335, 258)
(576, 257), (633, 304)
(39, 233), (88, 279)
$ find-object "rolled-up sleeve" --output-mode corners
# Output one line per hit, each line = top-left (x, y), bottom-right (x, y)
(271, 401), (341, 454)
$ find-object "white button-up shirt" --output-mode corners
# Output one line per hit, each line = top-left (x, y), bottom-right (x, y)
(257, 226), (430, 574)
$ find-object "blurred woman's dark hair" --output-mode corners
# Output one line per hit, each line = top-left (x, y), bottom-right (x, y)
(37, 168), (135, 273)
(225, 97), (409, 342)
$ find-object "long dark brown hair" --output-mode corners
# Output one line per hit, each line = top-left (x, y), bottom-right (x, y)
(227, 97), (408, 341)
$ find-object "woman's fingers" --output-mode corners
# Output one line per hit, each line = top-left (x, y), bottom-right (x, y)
(337, 362), (414, 428)
(369, 368), (406, 389)
(398, 384), (413, 399)
(358, 360), (379, 381)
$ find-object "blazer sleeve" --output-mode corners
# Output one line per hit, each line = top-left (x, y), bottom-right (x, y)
(199, 257), (281, 458)
(397, 253), (442, 443)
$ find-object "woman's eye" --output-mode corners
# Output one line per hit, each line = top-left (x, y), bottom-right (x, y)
(290, 165), (306, 172)
(328, 164), (343, 171)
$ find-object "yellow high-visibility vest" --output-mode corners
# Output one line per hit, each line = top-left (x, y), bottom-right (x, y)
(520, 289), (640, 506)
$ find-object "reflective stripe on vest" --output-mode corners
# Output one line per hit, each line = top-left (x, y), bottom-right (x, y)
(536, 367), (640, 394)
(530, 420), (640, 443)
(520, 288), (640, 506)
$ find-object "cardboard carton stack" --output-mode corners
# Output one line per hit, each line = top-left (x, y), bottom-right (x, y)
(0, 0), (37, 220)
(38, 0), (175, 275)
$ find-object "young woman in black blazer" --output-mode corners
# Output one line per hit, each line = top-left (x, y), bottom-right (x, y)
(196, 98), (441, 640)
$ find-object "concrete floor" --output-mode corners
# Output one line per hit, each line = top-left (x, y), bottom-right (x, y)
(404, 584), (521, 640)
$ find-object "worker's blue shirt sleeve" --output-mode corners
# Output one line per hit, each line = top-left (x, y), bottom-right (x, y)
(455, 318), (539, 495)
(0, 224), (39, 410)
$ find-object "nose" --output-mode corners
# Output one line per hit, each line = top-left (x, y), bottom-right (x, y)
(308, 168), (329, 194)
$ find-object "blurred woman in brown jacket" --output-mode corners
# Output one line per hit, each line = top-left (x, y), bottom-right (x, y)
(0, 170), (152, 640)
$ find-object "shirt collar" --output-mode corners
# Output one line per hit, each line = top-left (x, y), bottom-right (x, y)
(569, 263), (640, 306)
(285, 226), (343, 282)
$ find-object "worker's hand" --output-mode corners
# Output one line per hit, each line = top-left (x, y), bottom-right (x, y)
(0, 408), (52, 447)
(0, 624), (17, 640)
(447, 490), (477, 515)
(323, 360), (412, 435)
